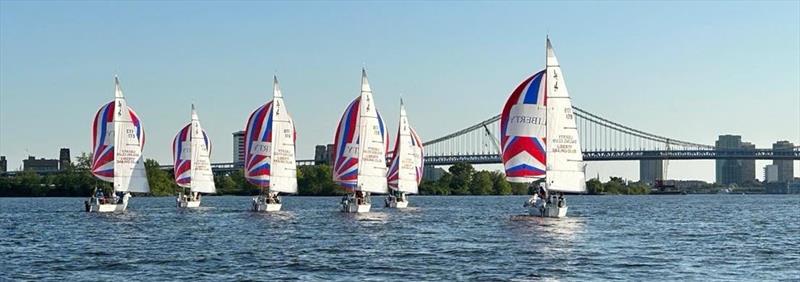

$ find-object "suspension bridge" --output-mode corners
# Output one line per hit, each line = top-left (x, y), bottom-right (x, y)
(178, 105), (798, 173)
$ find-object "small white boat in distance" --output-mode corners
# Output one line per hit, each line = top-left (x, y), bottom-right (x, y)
(86, 76), (150, 213)
(173, 104), (216, 208)
(245, 76), (298, 212)
(333, 69), (390, 213)
(386, 99), (424, 209)
(500, 37), (587, 218)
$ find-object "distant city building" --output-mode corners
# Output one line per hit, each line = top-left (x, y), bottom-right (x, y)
(23, 156), (59, 173)
(639, 152), (664, 185)
(232, 131), (245, 166)
(715, 135), (756, 185)
(764, 164), (779, 183)
(423, 166), (447, 181)
(772, 140), (794, 182)
(59, 148), (71, 170)
(313, 144), (336, 165)
(0, 156), (6, 173)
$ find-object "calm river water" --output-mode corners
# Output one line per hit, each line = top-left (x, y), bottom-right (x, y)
(1, 195), (798, 281)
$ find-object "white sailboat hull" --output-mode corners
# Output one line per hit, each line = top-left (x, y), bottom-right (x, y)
(385, 194), (409, 208)
(340, 193), (371, 213)
(341, 202), (371, 213)
(528, 204), (568, 218)
(177, 198), (201, 208)
(252, 195), (282, 212)
(386, 199), (408, 208)
(86, 193), (130, 213)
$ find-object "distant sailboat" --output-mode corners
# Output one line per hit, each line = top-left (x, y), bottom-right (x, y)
(385, 99), (424, 208)
(173, 104), (216, 208)
(500, 37), (586, 218)
(333, 69), (390, 213)
(86, 77), (150, 213)
(245, 76), (298, 212)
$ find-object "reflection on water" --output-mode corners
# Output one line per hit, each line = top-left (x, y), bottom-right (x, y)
(1, 195), (798, 281)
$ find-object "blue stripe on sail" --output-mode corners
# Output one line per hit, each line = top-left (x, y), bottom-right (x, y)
(261, 107), (273, 141)
(523, 73), (542, 104)
(506, 163), (545, 174)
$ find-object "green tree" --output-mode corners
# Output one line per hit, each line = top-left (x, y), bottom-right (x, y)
(586, 178), (604, 194)
(490, 171), (512, 195)
(435, 173), (453, 195)
(448, 162), (474, 195)
(297, 165), (341, 196)
(145, 159), (178, 196)
(510, 182), (530, 195)
(75, 152), (93, 170)
(214, 173), (237, 194)
(470, 171), (494, 195)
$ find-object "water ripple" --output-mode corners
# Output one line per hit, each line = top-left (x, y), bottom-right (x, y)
(1, 195), (799, 281)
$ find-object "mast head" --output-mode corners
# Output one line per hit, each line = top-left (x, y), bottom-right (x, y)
(546, 37), (559, 66)
(399, 97), (407, 116)
(191, 103), (199, 120)
(361, 67), (371, 93)
(114, 75), (124, 98)
(273, 75), (282, 98)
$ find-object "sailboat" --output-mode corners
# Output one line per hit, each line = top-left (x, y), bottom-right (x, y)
(245, 76), (298, 212)
(385, 99), (424, 208)
(86, 76), (150, 213)
(500, 37), (586, 218)
(333, 69), (389, 213)
(173, 104), (216, 208)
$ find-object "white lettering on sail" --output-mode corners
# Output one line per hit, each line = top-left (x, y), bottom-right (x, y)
(104, 123), (114, 145)
(506, 104), (546, 137)
(250, 141), (271, 156)
(179, 141), (191, 159)
(550, 134), (578, 154)
(343, 143), (359, 158)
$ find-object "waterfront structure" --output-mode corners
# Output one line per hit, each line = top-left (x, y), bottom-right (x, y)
(314, 144), (335, 165)
(59, 148), (70, 170)
(232, 131), (245, 166)
(715, 135), (756, 185)
(773, 141), (795, 182)
(639, 152), (664, 185)
(764, 164), (779, 183)
(23, 156), (59, 172)
(0, 156), (6, 173)
(423, 166), (447, 181)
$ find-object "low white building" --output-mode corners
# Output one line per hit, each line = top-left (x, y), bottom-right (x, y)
(764, 164), (779, 183)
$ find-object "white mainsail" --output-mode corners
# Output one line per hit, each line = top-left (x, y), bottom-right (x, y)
(267, 76), (298, 194)
(388, 100), (424, 194)
(111, 77), (150, 193)
(544, 38), (586, 193)
(188, 105), (216, 194)
(356, 69), (389, 194)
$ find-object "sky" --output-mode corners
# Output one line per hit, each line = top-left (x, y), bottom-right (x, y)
(1, 1), (798, 182)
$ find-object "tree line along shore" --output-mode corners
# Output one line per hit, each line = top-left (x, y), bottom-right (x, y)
(0, 153), (651, 197)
